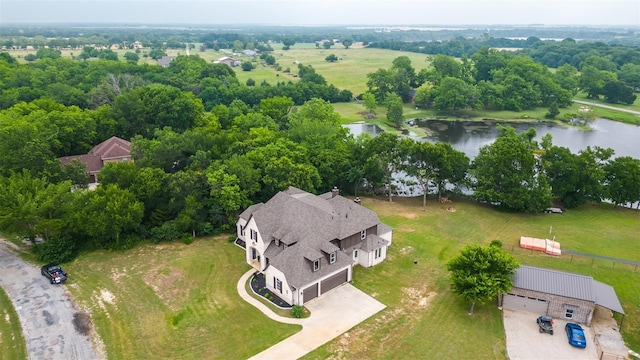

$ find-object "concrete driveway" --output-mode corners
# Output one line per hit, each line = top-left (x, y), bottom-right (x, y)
(0, 240), (99, 360)
(238, 270), (385, 360)
(503, 309), (598, 360)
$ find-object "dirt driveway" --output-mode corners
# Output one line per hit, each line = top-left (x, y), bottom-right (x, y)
(0, 240), (100, 360)
(503, 309), (598, 360)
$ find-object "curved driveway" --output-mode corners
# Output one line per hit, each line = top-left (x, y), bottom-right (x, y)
(0, 240), (99, 360)
(238, 269), (386, 360)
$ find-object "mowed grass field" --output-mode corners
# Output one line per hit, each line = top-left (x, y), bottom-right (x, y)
(51, 197), (640, 360)
(64, 237), (300, 359)
(0, 286), (27, 360)
(302, 197), (640, 359)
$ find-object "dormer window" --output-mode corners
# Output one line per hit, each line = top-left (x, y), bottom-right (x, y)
(313, 259), (320, 271)
(330, 252), (336, 264)
(360, 229), (366, 240)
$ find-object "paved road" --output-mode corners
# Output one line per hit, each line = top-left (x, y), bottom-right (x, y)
(0, 240), (99, 360)
(573, 100), (640, 116)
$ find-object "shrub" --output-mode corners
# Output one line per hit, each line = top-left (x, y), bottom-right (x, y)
(291, 305), (304, 318)
(182, 233), (193, 245)
(35, 235), (77, 263)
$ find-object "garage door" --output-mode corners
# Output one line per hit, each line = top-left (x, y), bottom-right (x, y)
(321, 268), (348, 294)
(302, 283), (318, 303)
(503, 294), (549, 314)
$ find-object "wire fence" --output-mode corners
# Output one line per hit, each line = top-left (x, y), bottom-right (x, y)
(503, 244), (640, 272)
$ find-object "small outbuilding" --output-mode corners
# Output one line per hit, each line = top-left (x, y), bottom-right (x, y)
(500, 265), (624, 326)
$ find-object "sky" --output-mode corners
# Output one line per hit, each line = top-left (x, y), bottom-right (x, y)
(1, 0), (639, 26)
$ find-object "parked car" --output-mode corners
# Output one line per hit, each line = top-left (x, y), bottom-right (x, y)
(565, 323), (587, 348)
(536, 315), (554, 335)
(41, 264), (68, 284)
(544, 207), (564, 213)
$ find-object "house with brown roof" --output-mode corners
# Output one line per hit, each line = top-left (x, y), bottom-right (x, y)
(59, 136), (132, 184)
(500, 265), (624, 326)
(236, 187), (393, 305)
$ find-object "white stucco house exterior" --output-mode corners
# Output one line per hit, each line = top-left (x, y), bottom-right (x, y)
(236, 187), (393, 305)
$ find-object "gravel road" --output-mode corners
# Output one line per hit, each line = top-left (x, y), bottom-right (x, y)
(0, 240), (100, 360)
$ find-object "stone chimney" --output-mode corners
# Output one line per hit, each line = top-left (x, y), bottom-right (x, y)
(331, 186), (339, 198)
(354, 197), (361, 205)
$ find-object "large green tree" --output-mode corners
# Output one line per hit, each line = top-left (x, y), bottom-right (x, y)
(603, 156), (640, 207)
(0, 170), (73, 242)
(470, 127), (552, 212)
(447, 243), (520, 315)
(385, 93), (404, 128)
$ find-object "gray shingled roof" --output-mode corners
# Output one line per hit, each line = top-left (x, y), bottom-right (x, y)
(513, 265), (595, 301)
(270, 244), (352, 289)
(245, 187), (389, 288)
(513, 266), (625, 314)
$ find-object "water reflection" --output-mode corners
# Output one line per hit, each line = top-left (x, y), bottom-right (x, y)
(345, 119), (639, 159)
(416, 119), (640, 159)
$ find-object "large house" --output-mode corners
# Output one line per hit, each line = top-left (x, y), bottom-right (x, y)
(500, 265), (624, 326)
(236, 187), (393, 305)
(213, 56), (239, 67)
(59, 136), (132, 184)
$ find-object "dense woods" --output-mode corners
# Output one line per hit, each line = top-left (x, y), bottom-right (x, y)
(0, 35), (639, 263)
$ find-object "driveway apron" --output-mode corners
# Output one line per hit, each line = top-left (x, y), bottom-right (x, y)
(0, 240), (99, 360)
(239, 269), (386, 360)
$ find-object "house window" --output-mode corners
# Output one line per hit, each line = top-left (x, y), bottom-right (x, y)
(274, 238), (280, 246)
(274, 278), (282, 293)
(313, 259), (320, 271)
(250, 229), (258, 241)
(330, 252), (336, 264)
(240, 226), (245, 237)
(374, 248), (382, 259)
(360, 229), (366, 240)
(565, 308), (575, 319)
(353, 250), (358, 259)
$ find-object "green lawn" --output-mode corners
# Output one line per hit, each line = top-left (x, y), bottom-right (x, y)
(303, 196), (640, 359)
(19, 197), (637, 359)
(0, 286), (27, 360)
(233, 45), (433, 96)
(64, 236), (300, 360)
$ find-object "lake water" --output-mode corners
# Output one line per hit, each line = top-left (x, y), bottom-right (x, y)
(345, 119), (640, 159)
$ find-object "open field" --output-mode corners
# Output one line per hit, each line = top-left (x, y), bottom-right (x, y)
(6, 45), (638, 124)
(302, 196), (639, 359)
(43, 197), (637, 360)
(0, 286), (27, 360)
(64, 236), (300, 360)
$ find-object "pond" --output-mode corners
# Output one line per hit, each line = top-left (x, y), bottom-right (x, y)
(345, 119), (640, 159)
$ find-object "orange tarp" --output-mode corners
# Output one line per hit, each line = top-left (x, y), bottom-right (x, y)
(519, 236), (561, 256)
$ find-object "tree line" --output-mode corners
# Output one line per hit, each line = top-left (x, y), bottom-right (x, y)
(0, 51), (638, 265)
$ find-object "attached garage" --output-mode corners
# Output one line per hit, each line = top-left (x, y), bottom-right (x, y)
(321, 268), (348, 294)
(302, 283), (318, 303)
(502, 293), (549, 314)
